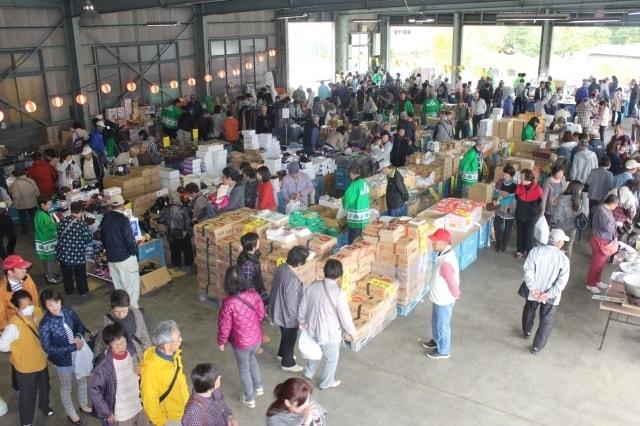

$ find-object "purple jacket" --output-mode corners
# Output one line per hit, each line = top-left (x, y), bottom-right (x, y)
(88, 345), (139, 419)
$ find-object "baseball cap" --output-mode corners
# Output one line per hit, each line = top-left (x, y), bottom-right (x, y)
(626, 160), (639, 169)
(81, 146), (93, 156)
(429, 228), (451, 244)
(379, 160), (391, 169)
(96, 120), (106, 127)
(549, 229), (571, 244)
(2, 255), (32, 270)
(111, 194), (125, 206)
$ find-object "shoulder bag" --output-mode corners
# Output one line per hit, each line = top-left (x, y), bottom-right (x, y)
(321, 281), (346, 336)
(159, 357), (181, 403)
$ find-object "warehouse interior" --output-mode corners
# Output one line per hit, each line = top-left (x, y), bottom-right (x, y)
(0, 0), (640, 425)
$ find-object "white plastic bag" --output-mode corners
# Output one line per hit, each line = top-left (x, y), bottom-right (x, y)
(534, 216), (550, 245)
(286, 199), (302, 214)
(74, 337), (93, 379)
(298, 329), (322, 360)
(0, 396), (7, 417)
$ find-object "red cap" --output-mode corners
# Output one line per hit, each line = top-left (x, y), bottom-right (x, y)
(428, 228), (451, 244)
(2, 255), (32, 270)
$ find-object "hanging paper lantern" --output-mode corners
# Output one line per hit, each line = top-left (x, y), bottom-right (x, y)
(0, 111), (4, 122)
(75, 94), (87, 105)
(24, 101), (37, 113)
(217, 70), (226, 79)
(51, 96), (64, 108)
(187, 77), (196, 87)
(257, 54), (265, 63)
(204, 74), (213, 83)
(126, 81), (137, 92)
(169, 80), (179, 89)
(232, 68), (240, 77)
(150, 84), (160, 94)
(268, 48), (276, 57)
(100, 83), (112, 94)
(245, 62), (253, 70)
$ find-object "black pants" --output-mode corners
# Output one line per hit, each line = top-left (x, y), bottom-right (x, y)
(494, 216), (514, 252)
(612, 111), (622, 127)
(16, 367), (50, 425)
(169, 236), (194, 267)
(522, 300), (558, 350)
(599, 125), (606, 143)
(277, 327), (298, 368)
(18, 207), (36, 233)
(455, 122), (468, 140)
(60, 262), (88, 295)
(516, 220), (536, 255)
(472, 114), (483, 137)
(0, 216), (17, 258)
(348, 228), (362, 244)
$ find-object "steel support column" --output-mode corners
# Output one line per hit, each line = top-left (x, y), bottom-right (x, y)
(379, 15), (390, 71)
(62, 2), (86, 124)
(451, 12), (463, 86)
(538, 20), (553, 79)
(335, 13), (348, 75)
(193, 4), (208, 99)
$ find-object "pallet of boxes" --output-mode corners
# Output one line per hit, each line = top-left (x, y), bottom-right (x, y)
(361, 219), (433, 317)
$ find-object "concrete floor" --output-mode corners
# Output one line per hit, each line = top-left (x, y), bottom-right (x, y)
(1, 228), (639, 426)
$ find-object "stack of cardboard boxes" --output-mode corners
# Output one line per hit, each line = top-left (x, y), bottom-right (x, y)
(102, 166), (161, 200)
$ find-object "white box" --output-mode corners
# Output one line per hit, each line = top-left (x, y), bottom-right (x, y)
(263, 156), (282, 173)
(158, 168), (180, 179)
(478, 119), (493, 137)
(103, 187), (122, 198)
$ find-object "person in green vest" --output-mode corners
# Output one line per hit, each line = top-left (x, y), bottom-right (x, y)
(372, 68), (384, 86)
(161, 99), (183, 139)
(394, 92), (414, 116)
(422, 91), (442, 120)
(104, 136), (119, 161)
(342, 164), (370, 244)
(458, 140), (485, 198)
(521, 117), (540, 141)
(203, 95), (215, 114)
(34, 194), (58, 285)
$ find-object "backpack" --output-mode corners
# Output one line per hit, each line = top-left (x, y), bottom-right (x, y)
(574, 213), (589, 241)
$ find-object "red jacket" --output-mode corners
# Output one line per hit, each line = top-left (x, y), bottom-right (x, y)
(217, 289), (264, 350)
(257, 181), (276, 210)
(27, 160), (58, 195)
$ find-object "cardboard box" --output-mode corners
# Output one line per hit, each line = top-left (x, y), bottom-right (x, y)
(349, 293), (387, 320)
(468, 183), (494, 204)
(379, 224), (406, 243)
(395, 237), (419, 257)
(140, 265), (172, 294)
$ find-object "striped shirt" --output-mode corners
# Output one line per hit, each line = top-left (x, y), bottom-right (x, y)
(62, 320), (75, 362)
(8, 278), (22, 292)
(113, 353), (143, 421)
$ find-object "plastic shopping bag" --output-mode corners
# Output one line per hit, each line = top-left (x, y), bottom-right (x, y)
(298, 330), (322, 360)
(534, 216), (549, 245)
(286, 199), (302, 214)
(74, 337), (93, 379)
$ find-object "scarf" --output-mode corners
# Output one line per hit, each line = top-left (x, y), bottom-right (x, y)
(515, 183), (543, 202)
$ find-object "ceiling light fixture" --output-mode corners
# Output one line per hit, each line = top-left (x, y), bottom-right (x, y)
(352, 19), (380, 23)
(568, 17), (621, 23)
(628, 11), (640, 16)
(51, 96), (64, 108)
(24, 101), (37, 113)
(274, 13), (308, 20)
(496, 13), (569, 22)
(78, 0), (103, 27)
(204, 74), (213, 82)
(146, 21), (179, 27)
(150, 84), (160, 94)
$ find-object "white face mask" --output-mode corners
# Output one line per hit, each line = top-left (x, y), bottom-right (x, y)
(20, 305), (34, 316)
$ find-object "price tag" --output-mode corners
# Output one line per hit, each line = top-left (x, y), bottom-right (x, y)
(428, 187), (441, 202)
(162, 136), (170, 148)
(276, 257), (287, 267)
(192, 128), (199, 141)
(341, 270), (351, 293)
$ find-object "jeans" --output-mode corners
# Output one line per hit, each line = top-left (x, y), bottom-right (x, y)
(431, 303), (454, 355)
(304, 342), (340, 389)
(516, 220), (536, 255)
(169, 236), (194, 267)
(277, 327), (298, 368)
(493, 216), (514, 252)
(522, 300), (557, 350)
(108, 255), (141, 309)
(387, 206), (406, 217)
(60, 262), (88, 295)
(232, 344), (262, 401)
(18, 207), (36, 233)
(16, 367), (50, 425)
(347, 228), (362, 244)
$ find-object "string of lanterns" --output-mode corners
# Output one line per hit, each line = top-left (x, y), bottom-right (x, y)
(0, 48), (277, 119)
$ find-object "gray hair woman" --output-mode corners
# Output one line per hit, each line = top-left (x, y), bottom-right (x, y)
(140, 321), (189, 426)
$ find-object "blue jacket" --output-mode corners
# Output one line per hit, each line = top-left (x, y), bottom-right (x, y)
(90, 129), (105, 156)
(39, 306), (86, 367)
(100, 210), (137, 263)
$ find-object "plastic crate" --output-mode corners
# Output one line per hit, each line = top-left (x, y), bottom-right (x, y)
(459, 232), (479, 271)
(137, 239), (165, 266)
(397, 286), (429, 317)
(477, 220), (492, 249)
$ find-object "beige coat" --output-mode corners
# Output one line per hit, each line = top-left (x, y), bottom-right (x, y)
(10, 176), (40, 209)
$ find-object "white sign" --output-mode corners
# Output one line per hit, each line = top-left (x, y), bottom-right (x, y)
(282, 108), (290, 119)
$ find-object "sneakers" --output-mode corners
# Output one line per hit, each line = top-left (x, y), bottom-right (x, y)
(596, 282), (609, 289)
(586, 285), (601, 294)
(531, 346), (540, 354)
(421, 339), (437, 350)
(321, 380), (341, 390)
(241, 396), (255, 409)
(426, 350), (450, 359)
(255, 387), (264, 396)
(42, 408), (54, 416)
(276, 355), (297, 362)
(281, 364), (304, 373)
(46, 277), (58, 285)
(523, 331), (532, 338)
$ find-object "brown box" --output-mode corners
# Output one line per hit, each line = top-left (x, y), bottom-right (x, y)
(306, 234), (337, 257)
(377, 242), (395, 255)
(379, 224), (406, 243)
(395, 238), (419, 257)
(140, 265), (172, 294)
(130, 165), (159, 177)
(468, 182), (494, 204)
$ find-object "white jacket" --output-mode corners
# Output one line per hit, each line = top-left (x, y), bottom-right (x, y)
(429, 248), (460, 306)
(523, 244), (570, 306)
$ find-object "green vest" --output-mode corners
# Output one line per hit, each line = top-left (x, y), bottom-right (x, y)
(34, 209), (57, 261)
(459, 148), (480, 187)
(421, 98), (441, 117)
(161, 105), (182, 130)
(342, 178), (370, 229)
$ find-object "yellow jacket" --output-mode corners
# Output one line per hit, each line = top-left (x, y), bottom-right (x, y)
(140, 346), (189, 426)
(0, 274), (40, 331)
